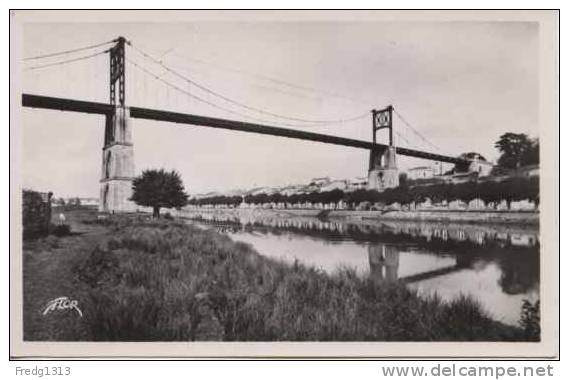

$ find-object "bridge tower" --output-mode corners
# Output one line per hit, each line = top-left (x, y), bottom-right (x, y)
(99, 37), (136, 213)
(368, 105), (399, 191)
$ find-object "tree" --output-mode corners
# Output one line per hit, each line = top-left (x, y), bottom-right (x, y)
(398, 172), (408, 186)
(130, 169), (188, 218)
(521, 139), (539, 166)
(495, 133), (539, 169)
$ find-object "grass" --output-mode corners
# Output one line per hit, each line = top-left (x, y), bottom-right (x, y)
(22, 208), (107, 341)
(64, 212), (530, 342)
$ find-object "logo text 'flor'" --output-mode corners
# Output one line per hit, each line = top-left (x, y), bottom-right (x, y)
(43, 296), (83, 317)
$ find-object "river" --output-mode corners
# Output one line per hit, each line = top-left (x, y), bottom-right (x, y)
(185, 212), (539, 326)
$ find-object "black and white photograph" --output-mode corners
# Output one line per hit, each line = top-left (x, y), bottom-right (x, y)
(9, 9), (559, 358)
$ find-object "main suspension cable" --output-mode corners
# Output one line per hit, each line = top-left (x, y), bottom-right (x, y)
(24, 49), (111, 71)
(23, 39), (116, 61)
(127, 58), (357, 130)
(129, 43), (369, 125)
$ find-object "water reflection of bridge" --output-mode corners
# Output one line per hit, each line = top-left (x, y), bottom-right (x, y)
(368, 243), (474, 284)
(187, 213), (539, 296)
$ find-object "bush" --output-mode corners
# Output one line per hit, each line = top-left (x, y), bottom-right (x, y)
(52, 224), (71, 237)
(23, 190), (52, 239)
(519, 299), (540, 341)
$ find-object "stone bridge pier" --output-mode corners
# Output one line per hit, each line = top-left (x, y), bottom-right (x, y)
(368, 146), (399, 191)
(99, 106), (136, 213)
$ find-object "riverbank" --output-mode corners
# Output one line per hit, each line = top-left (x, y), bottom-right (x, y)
(181, 207), (539, 225)
(23, 209), (535, 341)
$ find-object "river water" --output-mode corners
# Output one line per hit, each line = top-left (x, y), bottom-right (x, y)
(186, 212), (539, 326)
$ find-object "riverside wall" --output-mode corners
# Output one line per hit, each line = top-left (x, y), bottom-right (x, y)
(180, 207), (539, 225)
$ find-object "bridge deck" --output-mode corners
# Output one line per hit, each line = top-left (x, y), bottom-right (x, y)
(21, 94), (467, 165)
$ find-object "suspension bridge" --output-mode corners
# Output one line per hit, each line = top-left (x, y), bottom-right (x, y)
(21, 36), (481, 213)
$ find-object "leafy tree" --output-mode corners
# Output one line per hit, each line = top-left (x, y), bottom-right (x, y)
(522, 139), (539, 166)
(490, 165), (510, 177)
(495, 133), (539, 169)
(130, 169), (188, 218)
(191, 176), (539, 210)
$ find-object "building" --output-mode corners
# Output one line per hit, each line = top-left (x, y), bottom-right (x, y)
(455, 152), (494, 177)
(408, 166), (435, 180)
(309, 177), (331, 187)
(301, 184), (321, 194)
(433, 162), (445, 176)
(279, 185), (304, 196)
(193, 191), (221, 199)
(249, 187), (278, 195)
(468, 159), (494, 177)
(347, 177), (368, 191)
(80, 197), (99, 207)
(321, 180), (347, 192)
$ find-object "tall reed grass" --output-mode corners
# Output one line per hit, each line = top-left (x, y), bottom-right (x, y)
(76, 216), (526, 341)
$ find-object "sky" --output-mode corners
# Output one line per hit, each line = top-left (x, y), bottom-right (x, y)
(19, 19), (539, 198)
